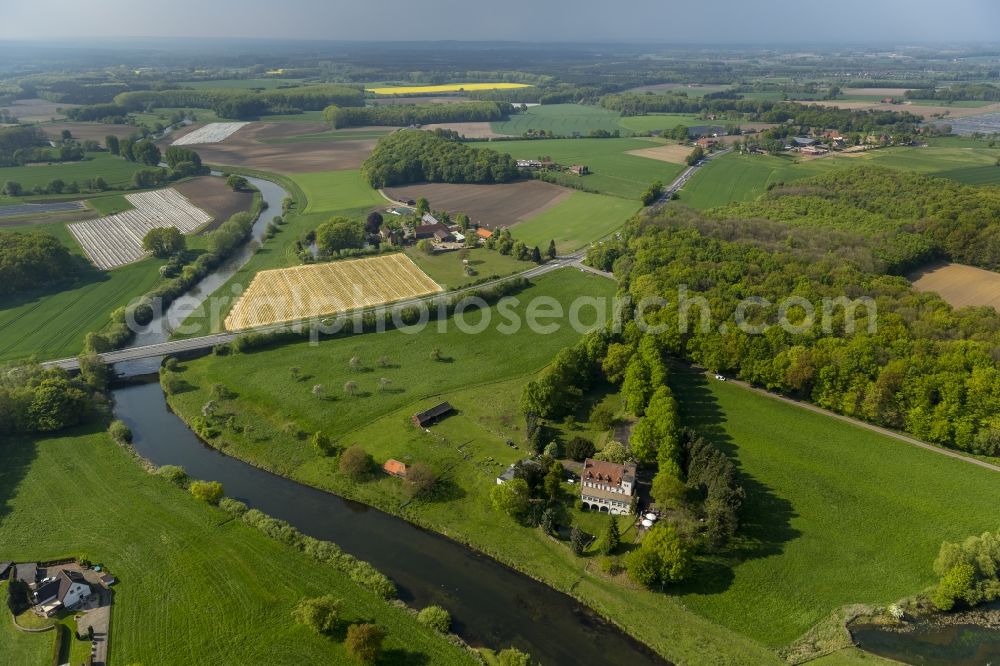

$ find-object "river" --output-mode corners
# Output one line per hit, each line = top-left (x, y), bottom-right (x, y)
(107, 175), (668, 665)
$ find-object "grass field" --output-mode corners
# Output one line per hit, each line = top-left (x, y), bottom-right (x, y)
(0, 153), (143, 203)
(86, 193), (133, 215)
(368, 82), (531, 95)
(0, 257), (164, 363)
(291, 169), (385, 214)
(0, 582), (53, 666)
(491, 104), (626, 136)
(0, 428), (473, 666)
(678, 146), (1000, 209)
(224, 253), (443, 330)
(668, 366), (1000, 645)
(165, 266), (965, 663)
(487, 137), (685, 200)
(617, 113), (707, 132)
(513, 190), (639, 252)
(407, 246), (526, 288)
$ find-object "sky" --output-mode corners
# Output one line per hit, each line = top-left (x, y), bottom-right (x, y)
(2, 0), (999, 43)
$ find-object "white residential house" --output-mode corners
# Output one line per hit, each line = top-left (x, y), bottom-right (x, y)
(579, 458), (637, 515)
(33, 570), (91, 614)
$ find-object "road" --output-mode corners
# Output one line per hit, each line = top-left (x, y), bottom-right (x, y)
(40, 250), (588, 372)
(653, 147), (732, 206)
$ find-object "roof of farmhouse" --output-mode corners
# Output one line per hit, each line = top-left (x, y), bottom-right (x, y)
(582, 458), (636, 486)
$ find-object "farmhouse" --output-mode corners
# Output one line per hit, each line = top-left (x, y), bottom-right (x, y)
(33, 569), (92, 615)
(476, 228), (494, 240)
(412, 402), (454, 428)
(413, 221), (455, 242)
(579, 458), (636, 515)
(383, 459), (408, 478)
(696, 137), (718, 149)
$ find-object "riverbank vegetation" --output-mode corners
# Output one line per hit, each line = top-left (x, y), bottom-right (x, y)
(0, 427), (475, 665)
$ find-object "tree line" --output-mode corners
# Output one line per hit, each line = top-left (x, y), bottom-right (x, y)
(113, 84), (365, 120)
(324, 101), (511, 128)
(361, 130), (519, 187)
(0, 231), (84, 295)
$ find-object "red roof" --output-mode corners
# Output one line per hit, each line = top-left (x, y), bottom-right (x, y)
(476, 228), (493, 239)
(383, 459), (408, 477)
(582, 458), (636, 486)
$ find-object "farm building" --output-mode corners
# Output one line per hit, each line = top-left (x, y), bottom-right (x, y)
(413, 222), (455, 242)
(569, 164), (590, 175)
(696, 137), (718, 149)
(476, 228), (494, 239)
(383, 459), (408, 478)
(579, 458), (636, 515)
(517, 159), (544, 170)
(15, 563), (37, 584)
(412, 402), (454, 428)
(791, 137), (818, 147)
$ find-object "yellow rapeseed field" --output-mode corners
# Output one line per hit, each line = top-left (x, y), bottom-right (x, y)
(224, 254), (443, 330)
(366, 82), (532, 95)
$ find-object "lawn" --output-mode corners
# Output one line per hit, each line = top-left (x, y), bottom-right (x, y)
(0, 582), (51, 666)
(0, 153), (143, 202)
(0, 257), (164, 363)
(668, 365), (1000, 646)
(0, 428), (473, 666)
(491, 104), (627, 136)
(407, 246), (526, 288)
(487, 137), (685, 200)
(291, 169), (384, 214)
(513, 190), (639, 253)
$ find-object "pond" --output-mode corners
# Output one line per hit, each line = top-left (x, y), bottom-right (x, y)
(852, 620), (1000, 665)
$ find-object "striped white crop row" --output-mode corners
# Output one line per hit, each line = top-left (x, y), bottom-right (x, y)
(69, 189), (212, 270)
(171, 122), (250, 146)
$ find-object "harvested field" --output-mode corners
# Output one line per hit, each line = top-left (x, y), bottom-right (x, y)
(224, 253), (442, 330)
(0, 98), (77, 122)
(383, 181), (571, 229)
(909, 262), (1000, 311)
(69, 189), (211, 269)
(626, 143), (691, 164)
(171, 121), (250, 145)
(175, 122), (375, 173)
(423, 121), (510, 138)
(842, 87), (914, 97)
(174, 175), (255, 229)
(38, 122), (137, 143)
(806, 99), (1000, 119)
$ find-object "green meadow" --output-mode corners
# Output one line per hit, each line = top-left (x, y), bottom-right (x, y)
(0, 429), (472, 666)
(513, 191), (639, 253)
(491, 103), (625, 136)
(0, 153), (144, 203)
(488, 137), (685, 200)
(293, 169), (385, 214)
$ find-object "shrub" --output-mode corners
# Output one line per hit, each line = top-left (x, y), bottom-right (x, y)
(292, 595), (341, 635)
(339, 445), (372, 480)
(565, 436), (596, 462)
(498, 647), (532, 666)
(218, 497), (248, 516)
(156, 465), (187, 484)
(108, 420), (132, 444)
(345, 623), (385, 665)
(405, 462), (437, 498)
(189, 480), (224, 504)
(417, 605), (451, 633)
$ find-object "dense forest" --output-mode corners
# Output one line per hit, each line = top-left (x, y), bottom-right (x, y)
(0, 125), (48, 166)
(112, 84), (365, 120)
(584, 198), (1000, 455)
(599, 93), (921, 133)
(0, 363), (96, 434)
(905, 83), (1000, 102)
(714, 167), (1000, 274)
(324, 101), (511, 128)
(361, 130), (518, 187)
(0, 231), (83, 296)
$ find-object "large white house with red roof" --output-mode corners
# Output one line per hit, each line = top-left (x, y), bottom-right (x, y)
(579, 458), (637, 515)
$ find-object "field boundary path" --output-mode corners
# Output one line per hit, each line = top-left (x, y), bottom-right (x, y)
(41, 251), (586, 372)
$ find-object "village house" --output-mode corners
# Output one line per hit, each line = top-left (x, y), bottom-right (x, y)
(696, 137), (718, 149)
(383, 459), (408, 478)
(33, 569), (92, 616)
(412, 402), (454, 428)
(475, 228), (494, 240)
(579, 458), (637, 515)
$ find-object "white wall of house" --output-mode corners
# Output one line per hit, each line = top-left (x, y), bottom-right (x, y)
(62, 582), (90, 608)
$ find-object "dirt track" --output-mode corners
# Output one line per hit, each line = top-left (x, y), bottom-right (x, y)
(383, 180), (571, 229)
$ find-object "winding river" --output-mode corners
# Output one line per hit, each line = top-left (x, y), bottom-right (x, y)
(108, 175), (667, 665)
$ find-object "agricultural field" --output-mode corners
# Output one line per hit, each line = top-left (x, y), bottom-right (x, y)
(183, 122), (377, 172)
(0, 153), (144, 202)
(69, 188), (211, 269)
(0, 429), (472, 666)
(36, 121), (138, 143)
(366, 82), (531, 95)
(487, 137), (686, 200)
(0, 256), (163, 363)
(509, 190), (640, 253)
(617, 113), (707, 133)
(223, 253), (443, 330)
(259, 126), (395, 144)
(171, 121), (250, 145)
(383, 180), (571, 229)
(291, 168), (384, 214)
(174, 175), (255, 227)
(625, 143), (693, 164)
(406, 246), (526, 288)
(909, 262), (1000, 311)
(491, 104), (624, 136)
(0, 98), (76, 122)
